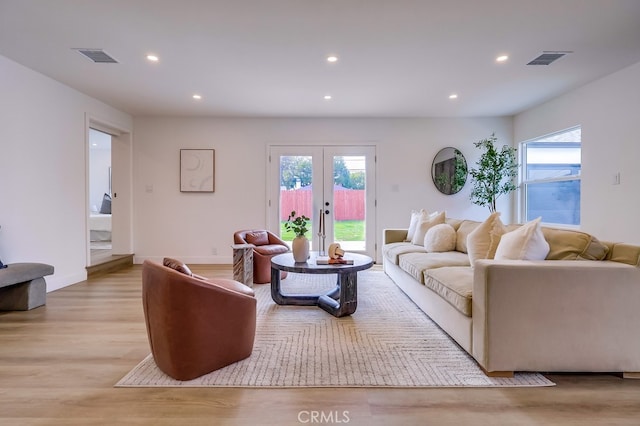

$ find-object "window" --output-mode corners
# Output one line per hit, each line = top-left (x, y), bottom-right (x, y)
(520, 126), (581, 226)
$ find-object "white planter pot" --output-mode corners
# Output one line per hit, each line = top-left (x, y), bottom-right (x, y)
(292, 235), (310, 263)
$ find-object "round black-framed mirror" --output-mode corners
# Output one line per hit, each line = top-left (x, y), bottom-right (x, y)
(432, 147), (468, 195)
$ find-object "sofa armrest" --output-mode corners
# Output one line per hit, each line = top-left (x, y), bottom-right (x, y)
(383, 229), (408, 245)
(472, 259), (640, 373)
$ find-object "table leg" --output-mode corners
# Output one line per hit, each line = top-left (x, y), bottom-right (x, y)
(270, 266), (319, 306)
(317, 271), (358, 317)
(324, 275), (341, 300)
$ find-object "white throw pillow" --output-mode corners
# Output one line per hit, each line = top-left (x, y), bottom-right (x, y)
(494, 217), (550, 260)
(424, 223), (457, 252)
(411, 211), (446, 246)
(405, 209), (429, 242)
(466, 212), (506, 267)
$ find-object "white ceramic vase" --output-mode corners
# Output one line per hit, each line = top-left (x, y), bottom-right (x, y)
(292, 235), (310, 263)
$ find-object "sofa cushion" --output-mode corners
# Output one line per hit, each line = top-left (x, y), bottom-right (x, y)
(406, 209), (430, 242)
(383, 242), (427, 265)
(411, 211), (446, 245)
(245, 230), (269, 246)
(399, 251), (470, 283)
(424, 224), (456, 252)
(466, 212), (506, 267)
(163, 257), (193, 276)
(541, 227), (609, 261)
(445, 217), (464, 231)
(205, 277), (255, 297)
(455, 220), (481, 253)
(495, 217), (550, 260)
(605, 242), (640, 266)
(423, 266), (473, 317)
(254, 244), (289, 256)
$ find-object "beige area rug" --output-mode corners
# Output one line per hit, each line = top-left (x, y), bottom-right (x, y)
(116, 270), (554, 388)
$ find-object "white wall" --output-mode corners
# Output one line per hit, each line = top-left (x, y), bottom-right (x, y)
(514, 60), (640, 244)
(0, 55), (132, 291)
(2, 50), (635, 291)
(133, 117), (512, 263)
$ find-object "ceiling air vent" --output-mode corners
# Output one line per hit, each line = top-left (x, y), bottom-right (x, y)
(73, 48), (118, 63)
(527, 51), (571, 66)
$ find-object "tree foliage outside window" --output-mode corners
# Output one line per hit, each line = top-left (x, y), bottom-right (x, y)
(469, 133), (518, 213)
(280, 156), (312, 189)
(280, 156), (363, 189)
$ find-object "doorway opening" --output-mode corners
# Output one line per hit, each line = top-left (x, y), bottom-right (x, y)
(89, 128), (113, 264)
(85, 117), (134, 273)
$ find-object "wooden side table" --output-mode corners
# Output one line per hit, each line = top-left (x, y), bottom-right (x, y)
(232, 244), (254, 288)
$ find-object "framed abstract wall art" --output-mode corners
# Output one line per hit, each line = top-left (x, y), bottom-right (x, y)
(180, 149), (215, 192)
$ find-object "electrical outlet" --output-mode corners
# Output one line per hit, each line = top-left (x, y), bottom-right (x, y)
(211, 247), (218, 255)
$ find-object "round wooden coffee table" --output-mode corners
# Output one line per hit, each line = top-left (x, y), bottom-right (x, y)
(270, 252), (374, 317)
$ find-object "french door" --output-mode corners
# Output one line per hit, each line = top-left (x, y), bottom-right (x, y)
(268, 145), (376, 260)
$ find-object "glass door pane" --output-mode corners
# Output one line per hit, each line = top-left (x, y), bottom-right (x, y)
(330, 155), (366, 251)
(278, 155), (314, 242)
(269, 146), (323, 249)
(323, 146), (376, 258)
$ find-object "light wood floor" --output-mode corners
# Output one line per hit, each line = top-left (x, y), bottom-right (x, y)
(1, 265), (639, 425)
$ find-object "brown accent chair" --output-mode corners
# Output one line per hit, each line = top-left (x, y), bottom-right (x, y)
(234, 230), (289, 284)
(142, 259), (256, 381)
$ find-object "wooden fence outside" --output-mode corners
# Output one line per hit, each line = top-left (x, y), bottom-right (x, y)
(280, 188), (365, 221)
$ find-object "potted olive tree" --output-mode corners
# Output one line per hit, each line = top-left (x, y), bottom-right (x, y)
(469, 133), (518, 213)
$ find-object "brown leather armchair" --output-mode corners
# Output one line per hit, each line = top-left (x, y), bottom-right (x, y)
(234, 229), (289, 284)
(142, 259), (256, 381)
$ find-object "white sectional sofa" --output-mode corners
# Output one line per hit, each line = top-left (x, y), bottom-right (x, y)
(382, 215), (640, 377)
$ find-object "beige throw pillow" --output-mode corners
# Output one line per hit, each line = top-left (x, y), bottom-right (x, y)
(406, 209), (429, 242)
(411, 211), (446, 246)
(424, 223), (457, 252)
(466, 212), (506, 266)
(494, 217), (550, 260)
(455, 220), (481, 253)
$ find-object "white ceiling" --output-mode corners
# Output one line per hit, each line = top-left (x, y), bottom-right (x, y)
(2, 0), (640, 118)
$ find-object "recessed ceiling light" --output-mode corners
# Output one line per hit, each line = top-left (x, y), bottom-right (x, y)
(146, 54), (159, 62)
(192, 94), (202, 100)
(449, 94), (458, 100)
(496, 55), (509, 62)
(326, 55), (338, 63)
(324, 95), (332, 100)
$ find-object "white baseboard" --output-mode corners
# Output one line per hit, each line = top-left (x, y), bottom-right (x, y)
(133, 255), (232, 265)
(46, 271), (88, 293)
